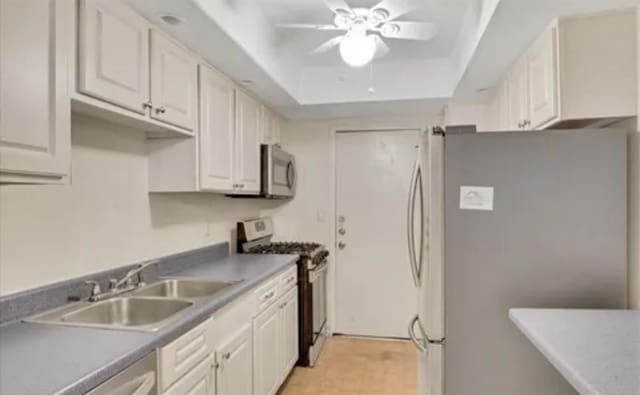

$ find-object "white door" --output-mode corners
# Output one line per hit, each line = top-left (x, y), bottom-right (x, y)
(150, 31), (198, 131)
(0, 0), (72, 182)
(253, 303), (280, 395)
(234, 89), (261, 194)
(199, 64), (235, 192)
(335, 130), (420, 338)
(527, 24), (559, 128)
(279, 288), (299, 383)
(78, 0), (150, 114)
(216, 324), (253, 395)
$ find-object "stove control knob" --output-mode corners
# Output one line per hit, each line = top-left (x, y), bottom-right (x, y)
(338, 241), (346, 250)
(338, 228), (346, 236)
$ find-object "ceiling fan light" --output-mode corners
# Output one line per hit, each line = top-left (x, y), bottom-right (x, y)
(339, 31), (376, 67)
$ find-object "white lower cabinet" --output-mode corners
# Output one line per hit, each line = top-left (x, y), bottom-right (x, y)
(215, 324), (253, 395)
(253, 286), (299, 395)
(156, 270), (298, 395)
(253, 302), (281, 395)
(163, 355), (214, 395)
(279, 288), (299, 383)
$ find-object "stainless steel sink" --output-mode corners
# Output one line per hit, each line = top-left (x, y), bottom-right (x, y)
(26, 297), (193, 332)
(130, 279), (237, 299)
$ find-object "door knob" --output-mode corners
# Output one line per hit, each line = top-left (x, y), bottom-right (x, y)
(338, 241), (346, 250)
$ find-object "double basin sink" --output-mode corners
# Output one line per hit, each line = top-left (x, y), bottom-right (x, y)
(27, 279), (239, 332)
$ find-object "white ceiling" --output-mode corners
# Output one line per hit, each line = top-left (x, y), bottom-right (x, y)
(127, 0), (638, 120)
(259, 0), (474, 66)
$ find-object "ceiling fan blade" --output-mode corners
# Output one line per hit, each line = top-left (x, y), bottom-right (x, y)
(324, 0), (353, 15)
(373, 35), (390, 59)
(310, 36), (344, 55)
(372, 0), (419, 20)
(278, 23), (343, 31)
(381, 21), (438, 41)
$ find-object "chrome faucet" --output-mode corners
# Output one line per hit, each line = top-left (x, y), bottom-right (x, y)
(110, 260), (156, 291)
(84, 260), (158, 302)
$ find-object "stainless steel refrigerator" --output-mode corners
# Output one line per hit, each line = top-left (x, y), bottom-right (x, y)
(407, 128), (628, 395)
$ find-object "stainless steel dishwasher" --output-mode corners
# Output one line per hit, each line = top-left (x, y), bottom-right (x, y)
(87, 352), (157, 395)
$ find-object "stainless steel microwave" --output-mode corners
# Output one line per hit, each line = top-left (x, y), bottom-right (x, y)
(261, 144), (296, 199)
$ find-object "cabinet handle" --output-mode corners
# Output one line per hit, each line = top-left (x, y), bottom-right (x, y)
(142, 102), (153, 110)
(155, 106), (166, 114)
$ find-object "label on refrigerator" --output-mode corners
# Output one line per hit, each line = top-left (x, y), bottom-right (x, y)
(460, 186), (494, 211)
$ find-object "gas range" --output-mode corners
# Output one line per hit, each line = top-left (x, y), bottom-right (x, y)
(246, 242), (329, 269)
(237, 218), (329, 367)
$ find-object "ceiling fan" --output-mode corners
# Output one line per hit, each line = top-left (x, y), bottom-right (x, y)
(278, 0), (438, 68)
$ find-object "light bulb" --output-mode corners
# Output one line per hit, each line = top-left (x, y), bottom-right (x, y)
(339, 29), (376, 68)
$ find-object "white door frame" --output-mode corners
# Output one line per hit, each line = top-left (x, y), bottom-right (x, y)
(326, 118), (437, 337)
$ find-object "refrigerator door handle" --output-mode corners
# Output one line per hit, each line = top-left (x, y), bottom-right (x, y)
(416, 161), (424, 283)
(408, 315), (428, 353)
(407, 160), (420, 287)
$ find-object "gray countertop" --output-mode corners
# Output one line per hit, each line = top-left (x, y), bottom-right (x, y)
(509, 308), (640, 395)
(0, 253), (298, 395)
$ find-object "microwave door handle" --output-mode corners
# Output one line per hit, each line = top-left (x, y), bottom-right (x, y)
(407, 160), (420, 287)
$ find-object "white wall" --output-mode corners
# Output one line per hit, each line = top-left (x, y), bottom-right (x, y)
(0, 115), (281, 296)
(275, 114), (443, 333)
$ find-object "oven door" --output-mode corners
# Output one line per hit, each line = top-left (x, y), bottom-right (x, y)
(262, 145), (296, 198)
(309, 260), (328, 366)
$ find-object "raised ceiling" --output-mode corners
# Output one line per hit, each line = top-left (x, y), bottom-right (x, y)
(260, 0), (474, 66)
(127, 0), (638, 120)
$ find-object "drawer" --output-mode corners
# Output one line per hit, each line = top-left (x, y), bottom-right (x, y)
(279, 266), (298, 293)
(162, 354), (213, 395)
(254, 276), (280, 313)
(159, 318), (212, 391)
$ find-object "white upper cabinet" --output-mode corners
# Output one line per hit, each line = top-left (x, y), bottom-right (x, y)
(0, 0), (72, 183)
(260, 106), (281, 145)
(527, 24), (559, 128)
(78, 0), (150, 114)
(234, 89), (261, 195)
(199, 64), (235, 192)
(507, 60), (530, 130)
(150, 31), (198, 131)
(489, 9), (636, 130)
(216, 324), (253, 395)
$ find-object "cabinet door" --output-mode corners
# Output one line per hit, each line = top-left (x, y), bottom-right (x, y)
(0, 0), (71, 182)
(527, 24), (559, 128)
(260, 106), (281, 145)
(199, 65), (235, 192)
(163, 356), (213, 395)
(507, 62), (529, 130)
(216, 324), (253, 395)
(150, 31), (198, 131)
(253, 303), (280, 395)
(270, 113), (281, 145)
(234, 89), (261, 194)
(78, 0), (149, 114)
(279, 288), (299, 383)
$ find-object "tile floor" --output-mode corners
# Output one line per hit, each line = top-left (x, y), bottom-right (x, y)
(278, 336), (417, 395)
